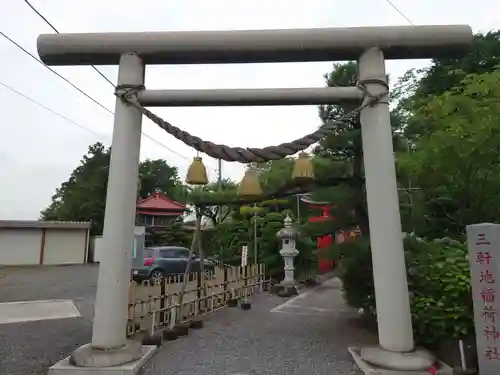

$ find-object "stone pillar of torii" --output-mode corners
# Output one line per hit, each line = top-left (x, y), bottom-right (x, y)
(37, 25), (473, 374)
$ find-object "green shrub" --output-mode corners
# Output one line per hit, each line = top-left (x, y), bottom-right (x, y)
(335, 235), (474, 346)
(335, 238), (375, 314)
(406, 237), (474, 344)
(203, 208), (317, 279)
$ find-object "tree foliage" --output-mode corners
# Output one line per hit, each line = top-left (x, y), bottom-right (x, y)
(312, 62), (369, 235)
(138, 159), (186, 202)
(40, 142), (185, 234)
(400, 70), (500, 238)
(394, 31), (500, 140)
(187, 178), (237, 226)
(40, 143), (110, 234)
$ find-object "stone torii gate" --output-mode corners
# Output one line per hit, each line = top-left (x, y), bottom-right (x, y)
(37, 25), (472, 374)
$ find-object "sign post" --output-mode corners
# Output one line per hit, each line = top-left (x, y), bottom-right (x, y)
(131, 226), (146, 269)
(241, 246), (249, 308)
(466, 223), (500, 374)
(241, 245), (248, 267)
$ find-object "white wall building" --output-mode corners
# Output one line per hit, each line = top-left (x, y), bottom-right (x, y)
(0, 220), (91, 266)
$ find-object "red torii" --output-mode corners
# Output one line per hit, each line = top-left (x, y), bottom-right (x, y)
(300, 195), (336, 274)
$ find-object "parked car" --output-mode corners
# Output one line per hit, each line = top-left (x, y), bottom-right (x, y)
(132, 246), (215, 284)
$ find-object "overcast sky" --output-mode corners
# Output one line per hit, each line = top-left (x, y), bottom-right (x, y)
(1, 0), (498, 220)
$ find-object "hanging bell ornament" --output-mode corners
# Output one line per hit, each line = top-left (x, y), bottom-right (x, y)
(185, 156), (208, 185)
(292, 152), (315, 180)
(238, 167), (262, 197)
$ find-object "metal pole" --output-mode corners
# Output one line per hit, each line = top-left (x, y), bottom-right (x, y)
(406, 141), (416, 234)
(217, 159), (222, 186)
(296, 195), (301, 222)
(253, 208), (258, 264)
(217, 159), (223, 263)
(358, 48), (414, 353)
(409, 192), (415, 234)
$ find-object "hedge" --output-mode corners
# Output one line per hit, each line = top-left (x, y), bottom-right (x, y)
(334, 235), (474, 346)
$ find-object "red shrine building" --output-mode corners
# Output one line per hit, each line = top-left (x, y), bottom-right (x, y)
(135, 191), (186, 228)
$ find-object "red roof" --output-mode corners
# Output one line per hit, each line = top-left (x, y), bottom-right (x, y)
(136, 191), (186, 212)
(137, 210), (181, 217)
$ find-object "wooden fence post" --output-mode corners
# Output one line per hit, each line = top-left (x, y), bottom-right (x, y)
(223, 266), (228, 304)
(241, 265), (251, 310)
(159, 276), (166, 326)
(196, 269), (202, 313)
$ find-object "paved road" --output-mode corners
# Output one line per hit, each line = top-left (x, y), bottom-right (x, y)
(142, 278), (377, 375)
(0, 264), (98, 375)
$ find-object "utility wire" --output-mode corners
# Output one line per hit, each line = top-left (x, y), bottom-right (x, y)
(0, 31), (112, 115)
(22, 0), (115, 87)
(384, 0), (414, 25)
(0, 79), (107, 139)
(0, 30), (195, 164)
(20, 0), (221, 173)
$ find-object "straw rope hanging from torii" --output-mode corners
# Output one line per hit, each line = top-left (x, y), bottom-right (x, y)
(114, 80), (388, 164)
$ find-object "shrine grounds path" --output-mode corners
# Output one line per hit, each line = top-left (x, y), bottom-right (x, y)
(0, 265), (377, 375)
(142, 277), (377, 375)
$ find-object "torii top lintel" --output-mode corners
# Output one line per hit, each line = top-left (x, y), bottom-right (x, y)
(37, 25), (473, 66)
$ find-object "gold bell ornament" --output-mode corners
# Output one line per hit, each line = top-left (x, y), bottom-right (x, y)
(185, 156), (208, 185)
(292, 152), (315, 180)
(237, 167), (262, 197)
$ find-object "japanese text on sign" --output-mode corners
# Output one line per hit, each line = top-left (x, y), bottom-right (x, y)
(241, 245), (248, 267)
(467, 224), (500, 375)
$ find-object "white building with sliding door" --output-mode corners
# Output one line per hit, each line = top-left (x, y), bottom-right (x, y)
(0, 220), (91, 266)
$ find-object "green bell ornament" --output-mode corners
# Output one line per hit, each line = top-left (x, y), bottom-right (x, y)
(185, 156), (208, 185)
(292, 152), (315, 180)
(237, 167), (262, 197)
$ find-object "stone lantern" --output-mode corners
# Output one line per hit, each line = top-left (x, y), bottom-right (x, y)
(276, 215), (299, 288)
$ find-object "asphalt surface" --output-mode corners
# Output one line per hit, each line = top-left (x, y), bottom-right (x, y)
(0, 266), (376, 375)
(0, 264), (98, 375)
(142, 278), (377, 375)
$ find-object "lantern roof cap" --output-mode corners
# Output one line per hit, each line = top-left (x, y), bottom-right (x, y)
(277, 215), (297, 239)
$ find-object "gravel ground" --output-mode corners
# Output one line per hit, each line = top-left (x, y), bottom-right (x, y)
(0, 266), (377, 375)
(0, 264), (98, 375)
(142, 278), (377, 375)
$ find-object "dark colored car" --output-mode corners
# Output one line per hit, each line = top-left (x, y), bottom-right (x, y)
(131, 246), (215, 284)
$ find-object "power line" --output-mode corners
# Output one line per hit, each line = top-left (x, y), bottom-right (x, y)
(20, 1), (222, 173)
(0, 30), (195, 165)
(0, 80), (224, 184)
(0, 79), (106, 139)
(0, 31), (112, 115)
(22, 0), (115, 87)
(1, 75), (220, 178)
(384, 0), (414, 25)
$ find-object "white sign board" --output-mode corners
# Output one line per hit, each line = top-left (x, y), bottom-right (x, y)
(134, 226), (145, 236)
(241, 246), (248, 267)
(466, 223), (500, 374)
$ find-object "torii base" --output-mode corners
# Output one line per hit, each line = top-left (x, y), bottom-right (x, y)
(348, 347), (453, 375)
(47, 345), (156, 375)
